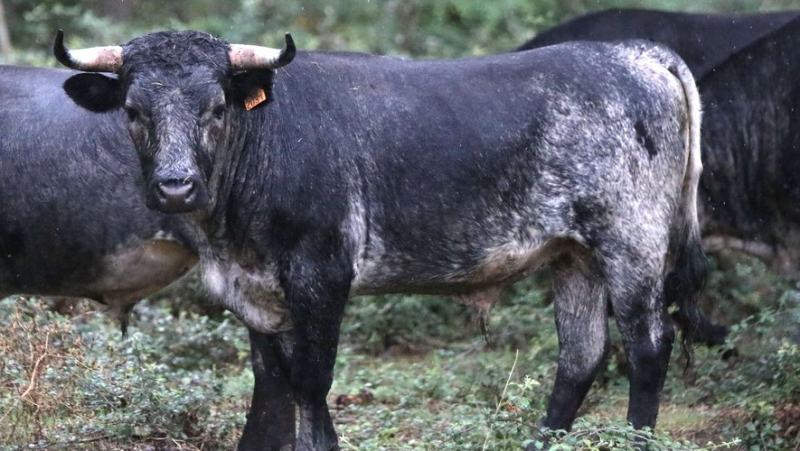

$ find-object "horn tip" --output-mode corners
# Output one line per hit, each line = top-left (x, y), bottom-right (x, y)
(54, 29), (70, 67)
(284, 33), (295, 51)
(281, 32), (296, 65)
(54, 29), (64, 48)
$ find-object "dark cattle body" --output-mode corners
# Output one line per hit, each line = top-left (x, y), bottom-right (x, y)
(0, 64), (303, 450)
(696, 16), (800, 276)
(57, 31), (707, 450)
(0, 65), (196, 325)
(518, 9), (800, 79)
(520, 11), (800, 279)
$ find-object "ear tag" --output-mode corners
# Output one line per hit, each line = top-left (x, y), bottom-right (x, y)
(244, 88), (267, 111)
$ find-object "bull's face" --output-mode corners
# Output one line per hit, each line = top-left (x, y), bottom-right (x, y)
(121, 67), (225, 212)
(55, 30), (295, 214)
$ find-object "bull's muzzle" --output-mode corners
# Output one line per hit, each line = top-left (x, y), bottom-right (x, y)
(148, 176), (208, 213)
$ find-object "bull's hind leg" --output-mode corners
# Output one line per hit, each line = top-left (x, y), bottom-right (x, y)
(540, 250), (609, 432)
(601, 245), (674, 429)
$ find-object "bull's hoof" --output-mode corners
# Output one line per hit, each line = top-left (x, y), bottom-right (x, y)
(237, 441), (294, 451)
(696, 322), (729, 347)
(293, 441), (339, 451)
(524, 426), (553, 450)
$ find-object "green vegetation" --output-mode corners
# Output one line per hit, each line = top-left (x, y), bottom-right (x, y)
(2, 0), (800, 65)
(1, 0), (800, 449)
(0, 298), (250, 449)
(2, 253), (799, 449)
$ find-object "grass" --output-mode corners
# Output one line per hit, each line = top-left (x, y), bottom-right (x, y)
(0, 254), (798, 450)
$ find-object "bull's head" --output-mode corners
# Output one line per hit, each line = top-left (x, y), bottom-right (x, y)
(55, 30), (295, 214)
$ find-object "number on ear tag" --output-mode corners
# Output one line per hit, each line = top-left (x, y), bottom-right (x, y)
(244, 88), (267, 111)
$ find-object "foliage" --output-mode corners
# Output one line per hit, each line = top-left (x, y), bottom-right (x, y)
(528, 419), (742, 451)
(0, 297), (250, 449)
(341, 294), (472, 355)
(711, 297), (800, 450)
(2, 0), (798, 66)
(2, 258), (800, 449)
(340, 276), (553, 356)
(703, 252), (796, 325)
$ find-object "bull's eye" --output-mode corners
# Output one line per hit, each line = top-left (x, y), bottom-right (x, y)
(212, 104), (225, 120)
(125, 107), (139, 122)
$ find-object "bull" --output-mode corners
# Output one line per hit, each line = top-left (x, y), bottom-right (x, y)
(518, 8), (799, 79)
(0, 65), (195, 326)
(55, 30), (707, 450)
(695, 16), (800, 277)
(0, 65), (291, 448)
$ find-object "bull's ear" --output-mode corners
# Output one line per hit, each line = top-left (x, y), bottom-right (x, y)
(63, 73), (123, 112)
(233, 70), (275, 111)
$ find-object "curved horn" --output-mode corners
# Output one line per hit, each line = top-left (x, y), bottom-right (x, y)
(54, 30), (122, 73)
(229, 33), (296, 71)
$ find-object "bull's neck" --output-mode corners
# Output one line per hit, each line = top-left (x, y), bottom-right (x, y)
(211, 66), (364, 260)
(190, 111), (252, 242)
(200, 105), (278, 255)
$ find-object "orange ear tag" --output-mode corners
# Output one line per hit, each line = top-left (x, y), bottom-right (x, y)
(244, 88), (267, 110)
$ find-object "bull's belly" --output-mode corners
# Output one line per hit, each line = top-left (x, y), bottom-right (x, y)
(198, 235), (575, 334)
(350, 235), (571, 296)
(0, 238), (195, 309)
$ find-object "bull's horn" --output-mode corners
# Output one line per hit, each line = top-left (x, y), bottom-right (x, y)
(54, 30), (123, 73)
(229, 33), (296, 71)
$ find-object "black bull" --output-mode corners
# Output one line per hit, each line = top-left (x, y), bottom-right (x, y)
(0, 64), (294, 448)
(58, 31), (706, 450)
(0, 65), (195, 322)
(518, 8), (800, 80)
(521, 9), (800, 278)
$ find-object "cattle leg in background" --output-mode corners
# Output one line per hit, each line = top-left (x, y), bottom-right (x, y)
(239, 330), (296, 451)
(691, 307), (728, 346)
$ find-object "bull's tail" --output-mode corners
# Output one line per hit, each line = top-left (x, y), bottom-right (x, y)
(663, 55), (709, 366)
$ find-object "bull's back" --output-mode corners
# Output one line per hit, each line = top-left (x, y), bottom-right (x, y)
(267, 44), (691, 292)
(693, 17), (800, 242)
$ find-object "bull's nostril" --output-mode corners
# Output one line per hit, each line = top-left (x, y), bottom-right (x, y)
(150, 177), (205, 213)
(157, 179), (195, 199)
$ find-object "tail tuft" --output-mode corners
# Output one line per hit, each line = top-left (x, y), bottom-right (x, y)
(664, 226), (708, 368)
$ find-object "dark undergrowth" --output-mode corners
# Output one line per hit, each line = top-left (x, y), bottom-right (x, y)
(1, 254), (798, 450)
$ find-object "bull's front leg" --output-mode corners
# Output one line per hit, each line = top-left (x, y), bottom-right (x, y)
(238, 329), (296, 451)
(281, 246), (352, 451)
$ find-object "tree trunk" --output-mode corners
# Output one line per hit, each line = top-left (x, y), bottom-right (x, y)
(0, 0), (12, 55)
